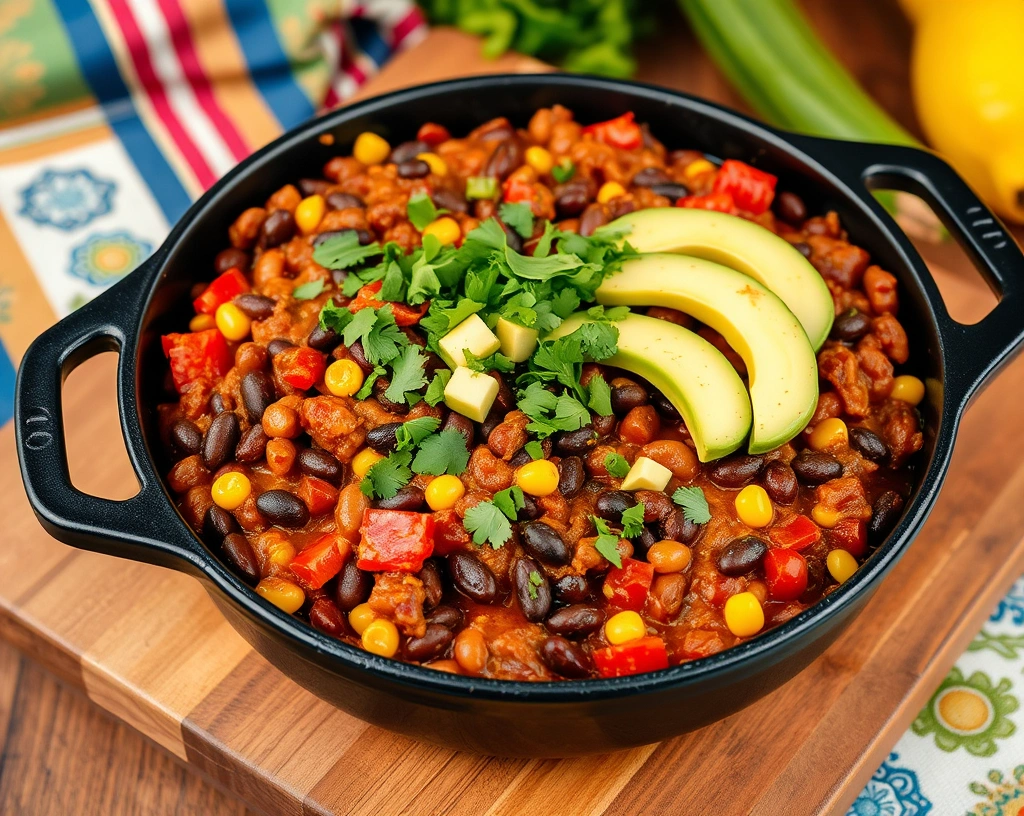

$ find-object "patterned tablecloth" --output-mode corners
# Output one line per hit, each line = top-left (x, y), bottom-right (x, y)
(0, 3), (1021, 814)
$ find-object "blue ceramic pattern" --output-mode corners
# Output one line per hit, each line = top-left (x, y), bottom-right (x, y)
(19, 168), (116, 231)
(991, 577), (1024, 624)
(848, 753), (931, 816)
(68, 231), (152, 287)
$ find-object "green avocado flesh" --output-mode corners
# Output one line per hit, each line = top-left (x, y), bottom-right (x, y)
(550, 312), (751, 462)
(597, 254), (818, 455)
(605, 208), (834, 350)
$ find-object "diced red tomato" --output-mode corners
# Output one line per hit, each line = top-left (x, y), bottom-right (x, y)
(416, 122), (450, 146)
(290, 532), (348, 590)
(676, 192), (735, 212)
(192, 269), (249, 315)
(829, 518), (868, 557)
(297, 475), (339, 516)
(348, 280), (429, 326)
(274, 346), (326, 391)
(161, 329), (232, 393)
(593, 636), (669, 677)
(432, 508), (471, 555)
(357, 509), (435, 572)
(768, 515), (821, 552)
(602, 558), (655, 612)
(582, 112), (643, 150)
(712, 159), (777, 215)
(501, 175), (535, 205)
(763, 549), (809, 601)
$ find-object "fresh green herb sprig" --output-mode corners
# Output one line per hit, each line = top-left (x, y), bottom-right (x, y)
(464, 486), (524, 549)
(591, 516), (623, 568)
(673, 486), (712, 524)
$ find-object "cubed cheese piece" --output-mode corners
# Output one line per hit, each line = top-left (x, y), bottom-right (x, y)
(496, 317), (539, 363)
(438, 313), (501, 369)
(620, 456), (672, 491)
(444, 367), (499, 422)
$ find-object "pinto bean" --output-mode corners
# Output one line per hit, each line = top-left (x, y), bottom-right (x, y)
(716, 536), (768, 576)
(514, 557), (552, 622)
(521, 522), (572, 566)
(540, 636), (591, 678)
(448, 552), (498, 603)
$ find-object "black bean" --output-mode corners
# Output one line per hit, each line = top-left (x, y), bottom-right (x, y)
(540, 636), (590, 678)
(650, 182), (690, 200)
(611, 382), (648, 415)
(209, 393), (227, 415)
(717, 536), (768, 576)
(518, 495), (542, 522)
(203, 505), (241, 545)
(347, 340), (373, 373)
(868, 490), (905, 543)
(374, 486), (425, 511)
(850, 428), (890, 463)
(372, 378), (408, 414)
(631, 167), (671, 187)
(397, 159), (430, 179)
(170, 419), (203, 458)
(595, 490), (635, 520)
(240, 371), (275, 423)
(708, 454), (765, 488)
(259, 208), (295, 248)
(235, 425), (268, 463)
(441, 412), (475, 449)
(365, 422), (402, 454)
(831, 309), (872, 343)
(389, 139), (429, 163)
(298, 178), (330, 197)
(794, 241), (812, 258)
(554, 181), (590, 218)
(307, 325), (341, 352)
(222, 533), (259, 583)
(762, 460), (798, 504)
(514, 557), (552, 622)
(659, 507), (701, 544)
(557, 456), (585, 499)
(774, 191), (807, 225)
(297, 448), (342, 484)
(498, 218), (524, 253)
(309, 598), (346, 637)
(483, 139), (521, 180)
(256, 489), (310, 527)
(554, 427), (597, 456)
(448, 552), (498, 603)
(428, 604), (463, 630)
(431, 187), (468, 214)
(552, 574), (591, 605)
(215, 247), (251, 275)
(509, 448), (532, 468)
(579, 203), (609, 237)
(478, 121), (514, 141)
(521, 522), (572, 566)
(404, 624), (453, 662)
(490, 372), (516, 413)
(202, 412), (240, 469)
(480, 410), (503, 442)
(419, 560), (444, 610)
(650, 390), (681, 422)
(791, 451), (844, 485)
(546, 604), (604, 638)
(334, 560), (372, 611)
(267, 338), (294, 357)
(234, 293), (275, 320)
(592, 413), (617, 438)
(326, 192), (364, 211)
(638, 525), (658, 553)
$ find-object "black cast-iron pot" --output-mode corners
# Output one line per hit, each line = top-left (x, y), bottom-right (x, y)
(15, 75), (1024, 757)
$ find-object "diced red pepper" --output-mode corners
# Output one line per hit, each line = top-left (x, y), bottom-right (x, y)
(192, 268), (249, 315)
(297, 475), (339, 516)
(593, 636), (669, 678)
(274, 346), (326, 391)
(676, 192), (735, 212)
(501, 175), (535, 205)
(712, 159), (777, 215)
(357, 509), (435, 572)
(417, 122), (450, 146)
(348, 280), (429, 326)
(431, 508), (472, 556)
(763, 548), (808, 601)
(602, 558), (655, 612)
(582, 112), (643, 150)
(768, 515), (821, 552)
(290, 532), (348, 590)
(829, 518), (868, 557)
(161, 329), (232, 393)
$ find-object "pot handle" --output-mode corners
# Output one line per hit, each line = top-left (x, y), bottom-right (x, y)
(790, 136), (1024, 406)
(15, 260), (205, 573)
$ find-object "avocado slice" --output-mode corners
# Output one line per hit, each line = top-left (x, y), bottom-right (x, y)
(597, 254), (818, 454)
(605, 208), (834, 350)
(550, 312), (751, 462)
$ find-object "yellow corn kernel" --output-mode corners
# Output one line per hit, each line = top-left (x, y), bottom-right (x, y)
(524, 145), (554, 174)
(683, 158), (716, 180)
(724, 591), (765, 637)
(515, 459), (560, 497)
(295, 194), (325, 234)
(215, 302), (251, 341)
(211, 472), (251, 510)
(361, 618), (400, 657)
(324, 358), (364, 397)
(605, 610), (646, 645)
(189, 313), (216, 332)
(811, 504), (842, 529)
(425, 474), (465, 511)
(597, 181), (627, 204)
(349, 602), (377, 635)
(827, 548), (859, 583)
(735, 484), (773, 528)
(256, 577), (305, 614)
(351, 448), (384, 479)
(353, 131), (390, 165)
(891, 374), (925, 406)
(421, 216), (461, 245)
(809, 417), (849, 451)
(417, 152), (448, 176)
(266, 537), (296, 568)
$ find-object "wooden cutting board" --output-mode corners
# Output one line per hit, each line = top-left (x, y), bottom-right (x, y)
(3, 26), (1024, 816)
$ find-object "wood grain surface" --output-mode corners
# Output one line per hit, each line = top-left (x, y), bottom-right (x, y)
(3, 4), (1024, 814)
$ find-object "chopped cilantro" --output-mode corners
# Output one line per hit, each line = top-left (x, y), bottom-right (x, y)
(359, 307), (408, 365)
(604, 452), (630, 478)
(312, 230), (382, 270)
(620, 503), (646, 538)
(407, 192), (445, 231)
(492, 485), (525, 520)
(499, 202), (535, 239)
(360, 451), (412, 499)
(588, 374), (613, 416)
(672, 486), (712, 524)
(464, 350), (516, 374)
(355, 366), (384, 400)
(424, 370), (451, 406)
(377, 260), (407, 302)
(591, 516), (623, 568)
(527, 570), (543, 600)
(292, 279), (325, 300)
(517, 381), (558, 417)
(524, 440), (544, 460)
(464, 500), (513, 549)
(394, 416), (441, 452)
(411, 429), (471, 476)
(586, 304), (631, 322)
(384, 344), (427, 404)
(420, 299), (485, 340)
(517, 382), (591, 438)
(319, 299), (354, 333)
(552, 159), (575, 183)
(341, 307), (377, 348)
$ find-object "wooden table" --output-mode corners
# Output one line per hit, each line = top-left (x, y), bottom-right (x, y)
(3, 3), (1023, 814)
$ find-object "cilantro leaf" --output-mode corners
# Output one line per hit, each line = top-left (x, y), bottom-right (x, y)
(499, 202), (534, 239)
(384, 344), (427, 404)
(411, 430), (471, 476)
(552, 160), (575, 183)
(604, 452), (630, 478)
(420, 299), (484, 340)
(341, 308), (377, 348)
(424, 370), (451, 406)
(527, 569), (543, 599)
(553, 394), (590, 431)
(394, 416), (441, 452)
(524, 440), (544, 460)
(620, 503), (646, 538)
(377, 260), (406, 302)
(576, 321), (619, 360)
(360, 451), (412, 499)
(673, 486), (712, 524)
(550, 287), (581, 318)
(464, 500), (513, 548)
(588, 374), (613, 416)
(407, 192), (445, 231)
(492, 485), (525, 520)
(319, 299), (354, 333)
(362, 307), (408, 365)
(355, 366), (384, 400)
(505, 248), (586, 281)
(517, 381), (558, 417)
(313, 231), (382, 270)
(591, 516), (623, 568)
(586, 304), (631, 322)
(293, 279), (325, 300)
